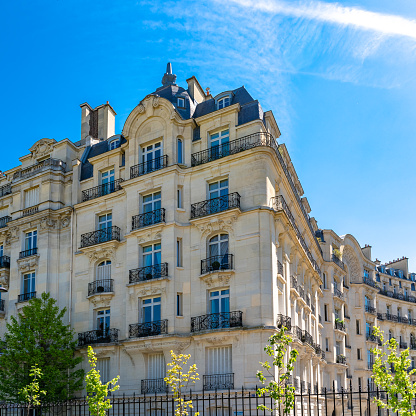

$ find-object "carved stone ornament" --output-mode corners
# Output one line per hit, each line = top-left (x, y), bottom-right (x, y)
(0, 269), (10, 290)
(40, 216), (57, 230)
(138, 287), (166, 297)
(152, 95), (160, 108)
(192, 214), (238, 239)
(137, 103), (145, 114)
(86, 246), (116, 263)
(7, 226), (19, 244)
(89, 295), (113, 308)
(17, 255), (39, 271)
(137, 228), (164, 244)
(342, 246), (361, 282)
(200, 273), (232, 287)
(29, 138), (57, 160)
(60, 216), (71, 228)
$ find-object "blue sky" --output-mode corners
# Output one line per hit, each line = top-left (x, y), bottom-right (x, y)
(2, 0), (416, 270)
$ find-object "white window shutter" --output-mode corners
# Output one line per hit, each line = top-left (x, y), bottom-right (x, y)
(97, 264), (111, 280)
(96, 358), (110, 383)
(24, 187), (39, 208)
(147, 353), (165, 379)
(206, 346), (232, 375)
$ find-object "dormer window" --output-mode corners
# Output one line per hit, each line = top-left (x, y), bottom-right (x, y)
(109, 138), (120, 150)
(177, 97), (185, 108)
(217, 97), (230, 110)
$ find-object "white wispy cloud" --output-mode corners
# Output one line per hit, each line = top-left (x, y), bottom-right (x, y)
(230, 0), (416, 40)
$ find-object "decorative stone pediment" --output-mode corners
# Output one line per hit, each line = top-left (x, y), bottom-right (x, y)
(29, 138), (56, 160)
(81, 243), (117, 263)
(191, 213), (239, 239)
(200, 272), (233, 288)
(17, 255), (39, 271)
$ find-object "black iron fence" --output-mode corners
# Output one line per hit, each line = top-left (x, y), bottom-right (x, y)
(141, 378), (168, 394)
(191, 193), (241, 219)
(19, 248), (38, 258)
(88, 279), (114, 296)
(17, 291), (36, 303)
(129, 320), (168, 338)
(130, 155), (168, 179)
(0, 386), (397, 416)
(191, 311), (243, 332)
(78, 328), (119, 347)
(129, 263), (169, 284)
(201, 254), (233, 274)
(0, 215), (11, 228)
(132, 208), (165, 230)
(80, 226), (121, 248)
(82, 179), (124, 202)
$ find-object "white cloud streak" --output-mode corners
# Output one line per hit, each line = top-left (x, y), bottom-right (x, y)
(230, 0), (416, 40)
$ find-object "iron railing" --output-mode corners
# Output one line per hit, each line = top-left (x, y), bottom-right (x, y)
(302, 330), (314, 347)
(332, 254), (345, 270)
(191, 311), (243, 332)
(334, 320), (346, 331)
(140, 378), (168, 394)
(363, 277), (378, 288)
(336, 355), (347, 364)
(0, 299), (4, 312)
(129, 263), (169, 284)
(130, 155), (168, 179)
(17, 292), (36, 303)
(22, 206), (39, 217)
(379, 288), (416, 304)
(132, 208), (165, 230)
(0, 183), (11, 197)
(82, 179), (124, 202)
(19, 248), (38, 258)
(13, 158), (66, 180)
(201, 254), (233, 274)
(78, 328), (119, 347)
(0, 255), (10, 268)
(88, 279), (114, 296)
(80, 226), (121, 248)
(400, 341), (408, 349)
(365, 305), (377, 314)
(334, 288), (344, 299)
(203, 373), (234, 391)
(276, 314), (291, 330)
(277, 259), (284, 276)
(190, 193), (241, 219)
(0, 216), (11, 228)
(129, 320), (168, 338)
(272, 195), (321, 277)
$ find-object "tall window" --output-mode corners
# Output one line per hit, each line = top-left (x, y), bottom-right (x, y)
(208, 234), (229, 270)
(176, 293), (183, 317)
(177, 187), (183, 209)
(177, 97), (185, 108)
(22, 272), (35, 295)
(96, 358), (110, 383)
(366, 322), (371, 336)
(25, 230), (37, 251)
(0, 244), (3, 258)
(98, 213), (112, 230)
(24, 187), (39, 208)
(96, 309), (110, 336)
(177, 139), (184, 164)
(143, 243), (161, 267)
(323, 273), (327, 289)
(210, 289), (230, 314)
(335, 341), (341, 356)
(147, 353), (166, 380)
(367, 350), (373, 369)
(97, 260), (111, 280)
(142, 297), (161, 323)
(217, 97), (230, 109)
(208, 179), (229, 213)
(365, 296), (370, 307)
(143, 192), (161, 213)
(324, 304), (328, 321)
(142, 142), (162, 173)
(356, 320), (360, 335)
(206, 346), (232, 375)
(176, 239), (183, 267)
(101, 169), (115, 194)
(210, 130), (229, 159)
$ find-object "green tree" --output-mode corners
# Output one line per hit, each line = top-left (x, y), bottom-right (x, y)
(371, 326), (416, 416)
(19, 365), (46, 416)
(85, 346), (119, 416)
(164, 350), (199, 416)
(0, 292), (84, 402)
(257, 327), (299, 416)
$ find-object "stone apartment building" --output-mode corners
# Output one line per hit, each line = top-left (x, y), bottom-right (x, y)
(0, 64), (414, 399)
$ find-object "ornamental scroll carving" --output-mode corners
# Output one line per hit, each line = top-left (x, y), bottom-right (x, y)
(18, 255), (39, 271)
(152, 95), (160, 108)
(86, 247), (116, 263)
(342, 246), (361, 283)
(29, 138), (56, 160)
(192, 215), (238, 239)
(201, 273), (232, 288)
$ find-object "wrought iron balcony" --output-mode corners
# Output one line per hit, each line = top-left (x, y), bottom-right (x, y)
(201, 254), (233, 274)
(0, 299), (5, 312)
(363, 277), (378, 288)
(400, 341), (408, 349)
(334, 320), (346, 331)
(203, 373), (234, 391)
(292, 325), (303, 341)
(82, 179), (124, 202)
(88, 279), (114, 296)
(302, 329), (314, 347)
(379, 288), (416, 304)
(336, 355), (347, 365)
(367, 362), (374, 370)
(0, 184), (11, 198)
(190, 193), (241, 219)
(333, 288), (344, 299)
(80, 226), (121, 248)
(132, 208), (165, 230)
(19, 248), (38, 259)
(332, 254), (345, 270)
(191, 311), (243, 332)
(141, 378), (168, 394)
(272, 195), (321, 277)
(0, 216), (11, 228)
(129, 263), (169, 284)
(365, 305), (377, 314)
(277, 260), (284, 276)
(129, 320), (168, 338)
(78, 328), (119, 347)
(276, 314), (291, 330)
(411, 342), (416, 350)
(13, 158), (66, 180)
(0, 255), (10, 268)
(130, 155), (168, 179)
(366, 333), (381, 345)
(17, 292), (36, 303)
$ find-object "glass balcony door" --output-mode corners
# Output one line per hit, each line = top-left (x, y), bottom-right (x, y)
(142, 192), (162, 225)
(209, 289), (230, 328)
(210, 130), (229, 159)
(208, 234), (229, 270)
(142, 142), (162, 173)
(23, 272), (35, 295)
(143, 243), (162, 278)
(208, 179), (229, 213)
(142, 297), (161, 323)
(101, 169), (115, 195)
(25, 230), (37, 251)
(96, 309), (110, 338)
(98, 213), (112, 242)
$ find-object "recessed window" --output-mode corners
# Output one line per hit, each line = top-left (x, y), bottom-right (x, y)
(176, 239), (183, 267)
(177, 138), (184, 164)
(177, 97), (185, 108)
(177, 187), (183, 209)
(109, 139), (120, 150)
(217, 97), (230, 110)
(176, 293), (183, 317)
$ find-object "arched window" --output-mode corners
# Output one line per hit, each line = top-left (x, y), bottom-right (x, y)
(177, 138), (184, 164)
(90, 260), (112, 295)
(217, 96), (230, 109)
(207, 234), (230, 271)
(109, 138), (120, 150)
(97, 260), (111, 281)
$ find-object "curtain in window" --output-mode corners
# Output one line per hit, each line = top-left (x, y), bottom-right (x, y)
(24, 187), (39, 208)
(206, 346), (232, 375)
(147, 353), (165, 379)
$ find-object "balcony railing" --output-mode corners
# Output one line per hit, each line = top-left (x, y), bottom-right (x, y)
(0, 216), (11, 229)
(366, 333), (382, 345)
(201, 254), (233, 274)
(88, 279), (114, 296)
(363, 277), (378, 288)
(78, 328), (119, 347)
(379, 289), (416, 304)
(336, 355), (347, 365)
(191, 193), (241, 219)
(0, 299), (4, 312)
(0, 183), (11, 198)
(13, 158), (66, 180)
(302, 330), (314, 347)
(19, 248), (38, 259)
(277, 260), (284, 276)
(400, 342), (408, 349)
(22, 206), (39, 217)
(276, 314), (291, 330)
(82, 179), (124, 202)
(203, 373), (234, 391)
(272, 195), (321, 277)
(129, 320), (168, 338)
(141, 378), (168, 394)
(129, 263), (169, 284)
(191, 311), (243, 332)
(80, 226), (121, 248)
(365, 305), (377, 314)
(334, 321), (346, 331)
(17, 292), (36, 303)
(130, 155), (168, 179)
(0, 255), (10, 268)
(334, 288), (344, 299)
(132, 208), (165, 230)
(332, 254), (345, 270)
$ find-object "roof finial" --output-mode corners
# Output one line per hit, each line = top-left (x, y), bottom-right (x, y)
(162, 62), (177, 86)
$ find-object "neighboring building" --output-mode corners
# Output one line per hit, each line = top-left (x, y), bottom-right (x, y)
(0, 64), (413, 401)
